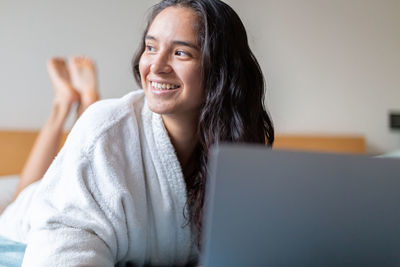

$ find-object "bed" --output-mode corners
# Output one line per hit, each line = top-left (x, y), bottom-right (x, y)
(0, 130), (367, 265)
(0, 130), (366, 176)
(0, 130), (366, 211)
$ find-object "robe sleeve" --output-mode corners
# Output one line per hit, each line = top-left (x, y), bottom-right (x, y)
(21, 109), (129, 267)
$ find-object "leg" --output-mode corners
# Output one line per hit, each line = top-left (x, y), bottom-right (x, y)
(13, 58), (79, 200)
(68, 56), (99, 117)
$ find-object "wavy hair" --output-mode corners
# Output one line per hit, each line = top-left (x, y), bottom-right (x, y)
(132, 0), (274, 247)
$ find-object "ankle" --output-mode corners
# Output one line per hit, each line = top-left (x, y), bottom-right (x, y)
(48, 100), (73, 126)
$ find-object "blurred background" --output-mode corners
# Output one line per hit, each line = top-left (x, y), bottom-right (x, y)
(0, 0), (399, 154)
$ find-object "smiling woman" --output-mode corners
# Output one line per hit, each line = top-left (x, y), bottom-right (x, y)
(139, 7), (204, 119)
(0, 0), (273, 266)
(133, 0), (274, 250)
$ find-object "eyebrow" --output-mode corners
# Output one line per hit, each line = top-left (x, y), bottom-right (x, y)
(145, 35), (199, 50)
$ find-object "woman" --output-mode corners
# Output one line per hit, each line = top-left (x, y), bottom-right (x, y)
(1, 0), (273, 266)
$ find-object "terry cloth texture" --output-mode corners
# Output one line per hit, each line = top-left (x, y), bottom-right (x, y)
(0, 90), (198, 266)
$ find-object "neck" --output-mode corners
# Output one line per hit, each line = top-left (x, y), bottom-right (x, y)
(162, 113), (199, 178)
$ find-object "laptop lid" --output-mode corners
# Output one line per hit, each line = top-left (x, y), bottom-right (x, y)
(202, 144), (400, 266)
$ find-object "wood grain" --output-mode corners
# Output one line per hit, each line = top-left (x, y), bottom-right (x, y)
(0, 130), (365, 176)
(0, 130), (68, 176)
(273, 134), (366, 154)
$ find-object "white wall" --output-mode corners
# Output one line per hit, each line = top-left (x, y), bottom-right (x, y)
(1, 0), (399, 154)
(0, 0), (158, 128)
(227, 0), (400, 154)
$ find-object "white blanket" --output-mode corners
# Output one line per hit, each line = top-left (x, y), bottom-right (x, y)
(0, 90), (198, 266)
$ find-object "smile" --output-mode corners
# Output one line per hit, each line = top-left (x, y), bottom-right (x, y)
(151, 81), (180, 90)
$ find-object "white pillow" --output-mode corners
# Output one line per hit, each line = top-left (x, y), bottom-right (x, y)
(0, 175), (19, 214)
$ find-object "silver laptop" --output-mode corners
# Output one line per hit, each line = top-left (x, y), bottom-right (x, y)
(202, 144), (400, 266)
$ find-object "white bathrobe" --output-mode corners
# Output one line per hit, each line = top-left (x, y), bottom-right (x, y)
(0, 90), (199, 266)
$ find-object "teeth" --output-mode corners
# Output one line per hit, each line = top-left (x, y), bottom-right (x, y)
(151, 81), (179, 90)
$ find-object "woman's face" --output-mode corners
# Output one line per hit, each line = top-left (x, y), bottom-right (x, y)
(139, 6), (203, 118)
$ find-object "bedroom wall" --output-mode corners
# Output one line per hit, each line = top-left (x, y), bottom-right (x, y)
(226, 0), (400, 154)
(0, 0), (158, 129)
(1, 0), (399, 154)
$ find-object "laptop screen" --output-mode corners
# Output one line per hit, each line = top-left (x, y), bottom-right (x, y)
(202, 144), (400, 266)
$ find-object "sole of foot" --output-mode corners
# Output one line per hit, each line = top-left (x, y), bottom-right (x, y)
(68, 56), (99, 116)
(47, 58), (80, 107)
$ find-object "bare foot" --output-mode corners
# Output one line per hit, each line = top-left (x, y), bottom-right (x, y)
(47, 58), (80, 111)
(68, 56), (99, 116)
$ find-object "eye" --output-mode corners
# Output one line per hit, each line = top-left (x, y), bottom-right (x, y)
(175, 50), (191, 57)
(145, 45), (156, 52)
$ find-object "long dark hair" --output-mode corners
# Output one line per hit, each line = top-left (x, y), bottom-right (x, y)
(132, 0), (274, 247)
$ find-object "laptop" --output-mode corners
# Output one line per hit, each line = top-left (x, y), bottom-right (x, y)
(202, 144), (400, 266)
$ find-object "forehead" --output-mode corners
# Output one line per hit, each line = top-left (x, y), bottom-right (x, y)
(147, 6), (199, 43)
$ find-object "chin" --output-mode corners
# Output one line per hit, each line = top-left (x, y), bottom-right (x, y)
(146, 101), (174, 115)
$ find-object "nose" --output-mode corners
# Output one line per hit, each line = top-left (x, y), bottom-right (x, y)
(150, 52), (172, 74)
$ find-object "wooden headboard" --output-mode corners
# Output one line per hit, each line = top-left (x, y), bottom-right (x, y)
(0, 130), (365, 176)
(273, 135), (366, 155)
(0, 130), (68, 176)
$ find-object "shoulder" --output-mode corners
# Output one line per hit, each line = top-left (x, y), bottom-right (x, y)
(65, 90), (146, 154)
(80, 89), (145, 128)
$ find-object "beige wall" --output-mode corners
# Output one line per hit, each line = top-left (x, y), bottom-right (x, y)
(1, 0), (399, 153)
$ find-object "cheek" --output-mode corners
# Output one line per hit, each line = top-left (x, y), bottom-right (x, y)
(178, 64), (202, 87)
(186, 65), (203, 95)
(138, 55), (150, 84)
(177, 63), (204, 107)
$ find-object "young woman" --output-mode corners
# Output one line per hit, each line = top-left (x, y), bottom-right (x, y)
(0, 0), (273, 266)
